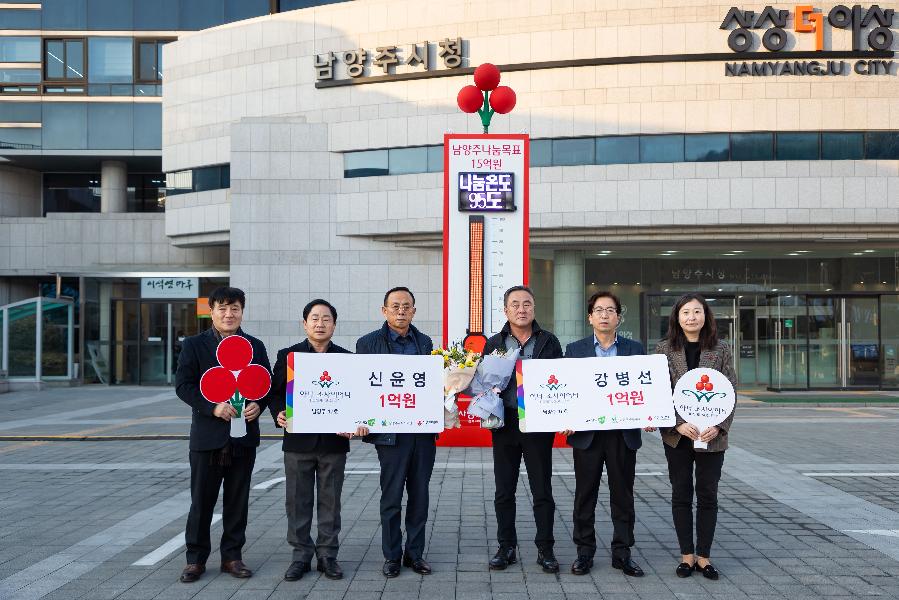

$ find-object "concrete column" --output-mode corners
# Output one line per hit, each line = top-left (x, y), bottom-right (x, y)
(100, 161), (127, 213)
(553, 249), (586, 347)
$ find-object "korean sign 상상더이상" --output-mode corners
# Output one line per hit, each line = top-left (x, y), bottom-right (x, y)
(286, 353), (443, 434)
(516, 355), (676, 433)
(672, 368), (736, 449)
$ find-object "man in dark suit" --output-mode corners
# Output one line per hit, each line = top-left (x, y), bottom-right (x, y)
(355, 287), (435, 578)
(563, 291), (645, 578)
(483, 285), (563, 574)
(175, 286), (271, 583)
(268, 299), (360, 582)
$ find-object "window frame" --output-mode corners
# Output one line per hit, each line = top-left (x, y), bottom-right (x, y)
(134, 38), (173, 84)
(42, 37), (87, 94)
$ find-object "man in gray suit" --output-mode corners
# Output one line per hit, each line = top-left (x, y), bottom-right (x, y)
(563, 291), (645, 578)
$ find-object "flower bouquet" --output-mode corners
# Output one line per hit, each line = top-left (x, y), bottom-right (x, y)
(431, 343), (481, 428)
(464, 347), (520, 429)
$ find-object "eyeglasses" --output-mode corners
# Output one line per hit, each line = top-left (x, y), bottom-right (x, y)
(387, 304), (414, 313)
(591, 307), (618, 316)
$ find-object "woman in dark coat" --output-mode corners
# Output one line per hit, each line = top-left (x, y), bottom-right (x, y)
(655, 293), (736, 581)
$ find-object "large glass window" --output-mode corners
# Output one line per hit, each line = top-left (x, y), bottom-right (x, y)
(134, 102), (162, 150)
(88, 38), (134, 84)
(596, 136), (639, 164)
(552, 138), (594, 166)
(0, 102), (40, 122)
(685, 134), (729, 161)
(41, 0), (88, 30)
(388, 147), (428, 175)
(88, 103), (133, 149)
(865, 132), (899, 159)
(45, 39), (85, 81)
(0, 69), (41, 83)
(640, 134), (684, 163)
(1, 9), (41, 29)
(134, 0), (179, 30)
(0, 127), (40, 149)
(179, 0), (225, 30)
(530, 139), (552, 166)
(822, 132), (864, 160)
(776, 132), (819, 160)
(0, 37), (40, 62)
(42, 103), (87, 149)
(731, 132), (774, 160)
(137, 40), (166, 82)
(426, 145), (443, 172)
(344, 150), (388, 177)
(43, 173), (101, 213)
(87, 0), (134, 30)
(224, 0), (270, 22)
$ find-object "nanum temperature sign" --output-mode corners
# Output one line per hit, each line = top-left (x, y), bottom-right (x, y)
(443, 134), (529, 352)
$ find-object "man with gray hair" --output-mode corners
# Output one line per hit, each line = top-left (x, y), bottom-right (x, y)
(481, 285), (563, 573)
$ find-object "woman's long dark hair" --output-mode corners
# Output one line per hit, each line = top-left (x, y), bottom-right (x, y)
(665, 293), (719, 351)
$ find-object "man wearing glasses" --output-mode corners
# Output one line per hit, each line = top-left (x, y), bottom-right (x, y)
(356, 287), (435, 578)
(562, 291), (646, 578)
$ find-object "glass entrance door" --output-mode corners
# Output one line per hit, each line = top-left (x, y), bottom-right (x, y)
(111, 300), (206, 385)
(845, 297), (879, 387)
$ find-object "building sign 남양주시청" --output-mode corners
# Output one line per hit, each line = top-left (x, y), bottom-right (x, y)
(315, 38), (464, 83)
(721, 5), (897, 77)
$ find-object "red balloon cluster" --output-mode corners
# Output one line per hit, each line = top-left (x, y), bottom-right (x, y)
(457, 63), (517, 115)
(319, 370), (332, 382)
(547, 374), (559, 385)
(695, 374), (714, 392)
(200, 336), (272, 403)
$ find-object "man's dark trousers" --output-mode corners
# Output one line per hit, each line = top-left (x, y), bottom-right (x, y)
(186, 450), (256, 565)
(493, 409), (556, 551)
(376, 433), (436, 560)
(284, 451), (347, 561)
(572, 430), (636, 561)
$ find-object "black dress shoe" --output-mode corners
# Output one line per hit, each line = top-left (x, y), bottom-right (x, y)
(179, 563), (205, 583)
(489, 546), (517, 570)
(695, 562), (719, 580)
(402, 554), (432, 575)
(284, 560), (311, 581)
(536, 549), (560, 573)
(675, 562), (694, 578)
(611, 557), (644, 577)
(317, 557), (343, 580)
(383, 559), (401, 578)
(570, 555), (594, 575)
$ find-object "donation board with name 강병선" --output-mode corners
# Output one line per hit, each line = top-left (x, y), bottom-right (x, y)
(516, 355), (676, 433)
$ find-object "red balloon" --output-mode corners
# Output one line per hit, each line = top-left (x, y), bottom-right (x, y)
(217, 335), (253, 371)
(695, 382), (704, 391)
(200, 366), (237, 403)
(237, 364), (271, 401)
(700, 374), (710, 383)
(704, 382), (714, 391)
(474, 63), (501, 91)
(489, 86), (516, 114)
(457, 85), (483, 113)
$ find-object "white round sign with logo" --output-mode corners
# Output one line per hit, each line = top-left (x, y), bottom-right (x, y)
(672, 368), (735, 449)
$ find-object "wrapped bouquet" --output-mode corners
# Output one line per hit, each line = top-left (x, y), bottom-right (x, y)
(431, 343), (481, 428)
(464, 347), (520, 429)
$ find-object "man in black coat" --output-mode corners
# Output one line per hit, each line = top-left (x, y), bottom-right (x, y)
(563, 291), (645, 578)
(482, 285), (563, 574)
(268, 299), (358, 582)
(175, 286), (271, 583)
(355, 286), (435, 578)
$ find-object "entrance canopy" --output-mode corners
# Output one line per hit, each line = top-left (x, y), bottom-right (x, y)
(1, 296), (75, 382)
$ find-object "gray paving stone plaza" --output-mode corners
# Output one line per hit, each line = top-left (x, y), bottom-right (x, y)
(1, 386), (898, 600)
